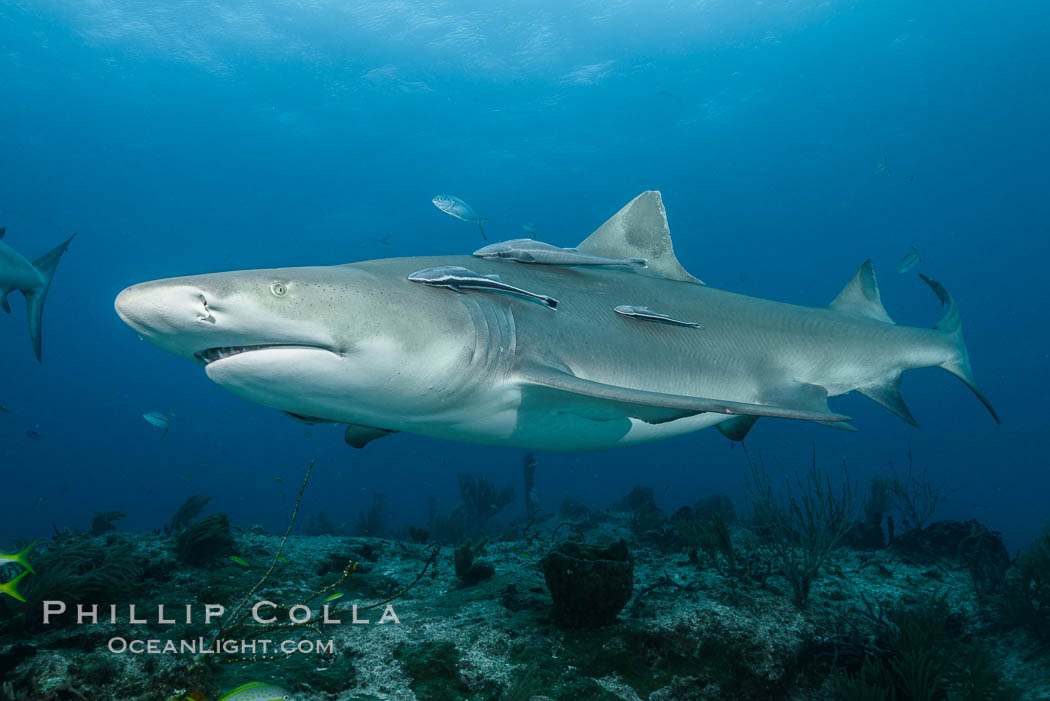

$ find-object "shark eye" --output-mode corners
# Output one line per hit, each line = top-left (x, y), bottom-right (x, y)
(271, 282), (287, 297)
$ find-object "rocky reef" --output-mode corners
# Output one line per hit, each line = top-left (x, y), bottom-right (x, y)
(0, 481), (1047, 700)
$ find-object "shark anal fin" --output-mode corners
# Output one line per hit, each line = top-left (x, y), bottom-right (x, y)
(830, 260), (894, 324)
(577, 191), (703, 285)
(717, 415), (759, 441)
(857, 373), (918, 427)
(344, 424), (398, 449)
(521, 366), (851, 424)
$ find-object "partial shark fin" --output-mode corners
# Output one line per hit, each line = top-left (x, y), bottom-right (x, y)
(857, 373), (918, 427)
(920, 273), (1000, 424)
(0, 227), (6, 239)
(25, 234), (75, 362)
(717, 415), (759, 441)
(1, 291), (10, 314)
(829, 260), (894, 324)
(344, 424), (398, 449)
(521, 365), (851, 424)
(577, 191), (703, 284)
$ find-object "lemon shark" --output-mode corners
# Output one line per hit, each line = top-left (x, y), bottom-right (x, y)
(0, 229), (76, 361)
(114, 192), (997, 450)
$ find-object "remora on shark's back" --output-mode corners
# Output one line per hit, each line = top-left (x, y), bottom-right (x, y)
(114, 191), (997, 452)
(0, 228), (75, 361)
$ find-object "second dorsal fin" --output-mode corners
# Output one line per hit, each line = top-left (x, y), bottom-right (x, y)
(829, 260), (894, 324)
(577, 191), (703, 284)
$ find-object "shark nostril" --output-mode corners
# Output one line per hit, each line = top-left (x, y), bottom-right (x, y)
(197, 294), (216, 324)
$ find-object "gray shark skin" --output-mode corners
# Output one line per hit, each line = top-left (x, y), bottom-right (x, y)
(114, 192), (997, 451)
(0, 230), (76, 361)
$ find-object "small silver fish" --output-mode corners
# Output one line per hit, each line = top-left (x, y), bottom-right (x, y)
(143, 411), (171, 438)
(474, 239), (647, 269)
(873, 156), (892, 176)
(432, 195), (487, 240)
(408, 266), (558, 310)
(896, 245), (920, 274)
(613, 305), (701, 328)
(522, 222), (537, 238)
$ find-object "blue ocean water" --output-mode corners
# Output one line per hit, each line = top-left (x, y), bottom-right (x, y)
(1, 0), (1046, 552)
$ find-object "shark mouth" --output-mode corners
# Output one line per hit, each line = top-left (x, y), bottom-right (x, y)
(194, 344), (330, 365)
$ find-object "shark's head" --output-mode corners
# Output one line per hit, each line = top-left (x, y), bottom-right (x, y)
(115, 263), (481, 428)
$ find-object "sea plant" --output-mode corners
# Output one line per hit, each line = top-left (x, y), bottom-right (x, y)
(167, 495), (212, 534)
(176, 514), (235, 567)
(745, 445), (856, 607)
(887, 452), (945, 533)
(90, 510), (128, 536)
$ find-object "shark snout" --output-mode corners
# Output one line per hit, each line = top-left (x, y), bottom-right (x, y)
(115, 280), (228, 361)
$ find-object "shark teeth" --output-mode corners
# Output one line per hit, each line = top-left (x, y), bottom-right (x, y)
(195, 344), (334, 365)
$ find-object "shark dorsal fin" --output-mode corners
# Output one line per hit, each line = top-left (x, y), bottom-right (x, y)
(578, 191), (703, 284)
(829, 260), (894, 324)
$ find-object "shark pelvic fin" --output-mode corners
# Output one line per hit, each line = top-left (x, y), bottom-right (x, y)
(577, 191), (703, 284)
(857, 373), (918, 427)
(344, 424), (398, 449)
(521, 366), (851, 425)
(830, 260), (894, 324)
(920, 273), (1000, 424)
(717, 415), (759, 441)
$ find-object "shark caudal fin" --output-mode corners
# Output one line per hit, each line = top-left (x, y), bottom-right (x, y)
(920, 273), (1000, 424)
(24, 234), (75, 362)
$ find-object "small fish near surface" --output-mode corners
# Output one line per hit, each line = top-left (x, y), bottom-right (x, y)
(217, 682), (291, 701)
(474, 238), (647, 269)
(143, 411), (172, 438)
(897, 245), (921, 274)
(614, 305), (702, 328)
(432, 195), (487, 240)
(408, 266), (558, 310)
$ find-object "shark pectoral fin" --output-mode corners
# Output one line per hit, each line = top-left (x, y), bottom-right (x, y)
(344, 424), (398, 449)
(577, 191), (704, 285)
(829, 260), (895, 324)
(717, 415), (759, 441)
(857, 373), (919, 427)
(520, 367), (851, 424)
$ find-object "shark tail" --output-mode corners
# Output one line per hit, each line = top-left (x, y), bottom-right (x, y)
(477, 219), (488, 241)
(25, 234), (75, 362)
(920, 273), (1000, 424)
(0, 569), (30, 603)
